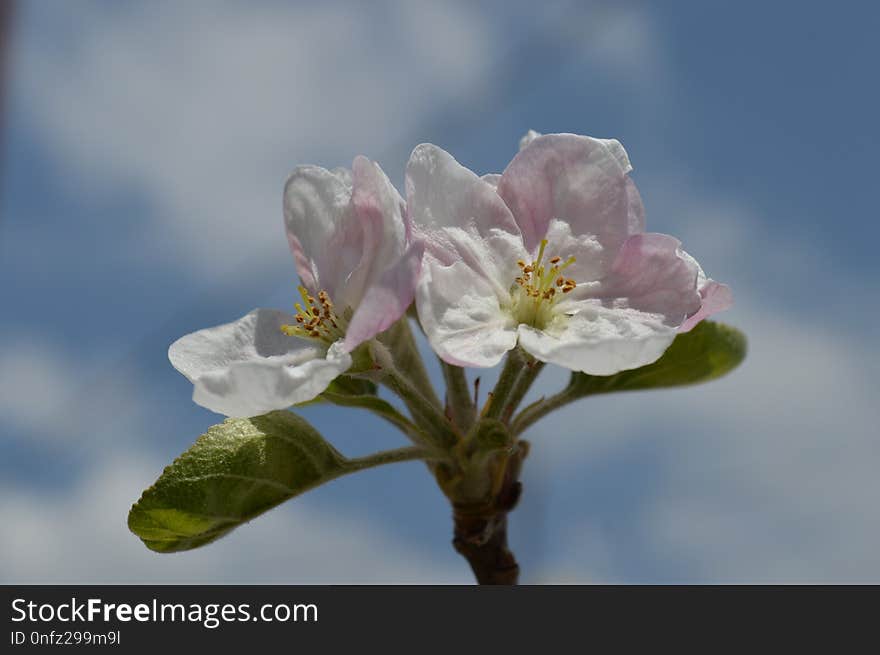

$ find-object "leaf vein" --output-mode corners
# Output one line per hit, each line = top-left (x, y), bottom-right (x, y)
(171, 473), (299, 495)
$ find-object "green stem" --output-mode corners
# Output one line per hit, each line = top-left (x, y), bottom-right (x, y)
(441, 360), (476, 432)
(500, 357), (545, 424)
(378, 318), (442, 410)
(320, 391), (429, 445)
(510, 384), (578, 436)
(346, 445), (438, 473)
(484, 348), (526, 420)
(380, 360), (460, 449)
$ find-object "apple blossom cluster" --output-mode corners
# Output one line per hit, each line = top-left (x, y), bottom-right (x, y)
(169, 132), (731, 418)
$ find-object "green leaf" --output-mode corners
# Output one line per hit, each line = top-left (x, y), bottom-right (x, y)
(326, 376), (379, 396)
(130, 411), (363, 553)
(567, 320), (746, 397)
(511, 321), (746, 435)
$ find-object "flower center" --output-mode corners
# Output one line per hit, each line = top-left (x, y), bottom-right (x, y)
(280, 285), (350, 344)
(510, 239), (577, 329)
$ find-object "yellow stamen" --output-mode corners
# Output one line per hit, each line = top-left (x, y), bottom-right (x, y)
(280, 285), (351, 344)
(509, 240), (578, 329)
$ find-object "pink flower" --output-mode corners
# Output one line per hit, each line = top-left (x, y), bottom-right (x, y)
(407, 132), (731, 374)
(169, 156), (422, 417)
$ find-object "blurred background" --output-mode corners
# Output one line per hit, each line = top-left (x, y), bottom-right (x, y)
(1, 0), (878, 583)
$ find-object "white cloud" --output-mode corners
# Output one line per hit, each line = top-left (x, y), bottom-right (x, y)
(528, 523), (618, 584)
(0, 455), (470, 583)
(11, 0), (495, 279)
(0, 337), (78, 436)
(0, 334), (146, 448)
(10, 1), (671, 282)
(569, 3), (669, 92)
(641, 310), (880, 581)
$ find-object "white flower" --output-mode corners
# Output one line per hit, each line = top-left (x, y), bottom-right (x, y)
(170, 156), (422, 417)
(407, 132), (731, 375)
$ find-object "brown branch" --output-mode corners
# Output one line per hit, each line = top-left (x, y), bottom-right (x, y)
(451, 452), (525, 585)
(453, 503), (520, 585)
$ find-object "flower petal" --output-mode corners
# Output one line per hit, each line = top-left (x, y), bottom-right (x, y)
(565, 233), (702, 326)
(541, 217), (607, 287)
(349, 156), (408, 299)
(517, 306), (678, 375)
(521, 233), (702, 374)
(406, 143), (521, 264)
(497, 133), (644, 256)
(481, 173), (501, 188)
(284, 158), (407, 311)
(415, 253), (518, 367)
(406, 143), (530, 310)
(679, 280), (733, 333)
(676, 250), (733, 332)
(343, 241), (424, 351)
(284, 165), (362, 306)
(169, 309), (351, 417)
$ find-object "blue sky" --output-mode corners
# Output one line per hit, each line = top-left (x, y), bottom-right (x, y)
(1, 0), (879, 582)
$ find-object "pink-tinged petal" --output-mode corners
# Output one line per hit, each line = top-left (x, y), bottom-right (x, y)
(517, 306), (677, 375)
(676, 250), (733, 332)
(343, 241), (424, 351)
(284, 158), (407, 312)
(625, 176), (646, 234)
(346, 156), (407, 307)
(679, 280), (733, 332)
(169, 309), (351, 417)
(284, 165), (362, 304)
(353, 155), (407, 252)
(497, 133), (644, 256)
(406, 143), (521, 265)
(568, 233), (702, 327)
(415, 253), (518, 368)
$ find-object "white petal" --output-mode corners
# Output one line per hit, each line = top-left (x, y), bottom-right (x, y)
(415, 254), (517, 368)
(406, 143), (521, 264)
(517, 305), (677, 376)
(284, 159), (409, 312)
(481, 173), (501, 187)
(169, 309), (351, 417)
(343, 241), (424, 351)
(541, 217), (608, 286)
(283, 166), (362, 306)
(349, 156), (408, 301)
(497, 133), (643, 254)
